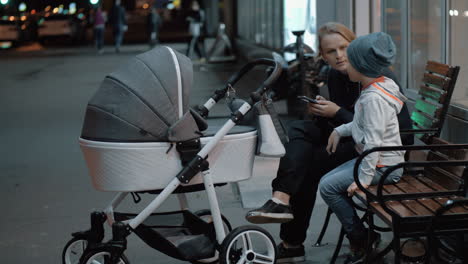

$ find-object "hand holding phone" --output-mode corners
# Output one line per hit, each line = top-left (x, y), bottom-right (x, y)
(297, 95), (319, 104)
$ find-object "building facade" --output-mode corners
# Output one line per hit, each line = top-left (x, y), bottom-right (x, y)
(228, 0), (468, 143)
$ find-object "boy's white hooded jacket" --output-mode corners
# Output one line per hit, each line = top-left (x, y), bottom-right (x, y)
(335, 76), (407, 185)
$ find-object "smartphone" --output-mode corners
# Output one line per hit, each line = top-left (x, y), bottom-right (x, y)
(297, 95), (319, 104)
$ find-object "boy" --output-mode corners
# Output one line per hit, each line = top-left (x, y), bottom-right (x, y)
(318, 32), (406, 264)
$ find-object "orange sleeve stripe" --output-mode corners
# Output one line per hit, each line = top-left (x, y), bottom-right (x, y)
(372, 83), (403, 106)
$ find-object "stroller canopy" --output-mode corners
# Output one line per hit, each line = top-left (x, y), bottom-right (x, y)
(81, 46), (201, 142)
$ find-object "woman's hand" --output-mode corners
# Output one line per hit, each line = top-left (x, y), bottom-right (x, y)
(347, 182), (369, 197)
(326, 130), (341, 154)
(308, 96), (341, 118)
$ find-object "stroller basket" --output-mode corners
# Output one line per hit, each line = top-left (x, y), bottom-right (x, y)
(80, 122), (257, 192)
(114, 210), (217, 261)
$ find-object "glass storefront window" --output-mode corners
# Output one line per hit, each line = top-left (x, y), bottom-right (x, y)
(283, 0), (316, 58)
(449, 0), (468, 108)
(409, 0), (442, 91)
(383, 1), (403, 85)
(237, 0), (283, 50)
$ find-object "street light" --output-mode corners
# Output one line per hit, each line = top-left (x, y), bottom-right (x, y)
(90, 0), (99, 5)
(19, 2), (26, 12)
(0, 0), (9, 5)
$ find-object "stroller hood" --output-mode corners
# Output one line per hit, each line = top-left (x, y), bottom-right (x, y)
(81, 46), (201, 142)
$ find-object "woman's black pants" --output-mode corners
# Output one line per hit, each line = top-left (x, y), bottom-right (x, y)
(271, 119), (358, 245)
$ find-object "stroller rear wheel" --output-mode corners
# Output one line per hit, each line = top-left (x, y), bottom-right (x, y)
(192, 209), (233, 264)
(219, 225), (277, 264)
(79, 249), (129, 264)
(62, 237), (88, 264)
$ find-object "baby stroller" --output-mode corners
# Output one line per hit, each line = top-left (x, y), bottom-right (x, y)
(63, 46), (285, 264)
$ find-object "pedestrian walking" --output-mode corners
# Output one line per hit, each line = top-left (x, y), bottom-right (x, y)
(109, 0), (127, 53)
(93, 5), (106, 54)
(147, 7), (162, 47)
(186, 0), (206, 61)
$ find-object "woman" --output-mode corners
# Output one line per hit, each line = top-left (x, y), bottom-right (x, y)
(93, 5), (106, 54)
(246, 22), (412, 262)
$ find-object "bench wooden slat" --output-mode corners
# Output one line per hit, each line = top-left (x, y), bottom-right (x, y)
(387, 201), (417, 217)
(422, 73), (449, 90)
(369, 202), (392, 225)
(446, 196), (468, 213)
(417, 176), (448, 191)
(414, 99), (441, 118)
(425, 167), (463, 189)
(416, 198), (442, 213)
(429, 138), (468, 160)
(394, 179), (421, 193)
(426, 60), (451, 76)
(419, 171), (450, 191)
(383, 184), (404, 194)
(366, 186), (388, 196)
(433, 197), (463, 214)
(419, 84), (447, 103)
(411, 111), (438, 129)
(401, 176), (435, 192)
(427, 151), (466, 177)
(401, 199), (433, 216)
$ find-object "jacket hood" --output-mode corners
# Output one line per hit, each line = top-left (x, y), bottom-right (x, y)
(361, 77), (407, 114)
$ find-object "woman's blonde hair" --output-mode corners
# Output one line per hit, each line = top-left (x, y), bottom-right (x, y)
(317, 22), (356, 58)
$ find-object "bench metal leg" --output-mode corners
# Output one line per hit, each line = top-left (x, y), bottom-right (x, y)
(313, 207), (333, 247)
(393, 233), (402, 264)
(330, 226), (345, 264)
(364, 212), (374, 264)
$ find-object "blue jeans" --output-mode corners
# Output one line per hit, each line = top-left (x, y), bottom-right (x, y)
(94, 27), (104, 50)
(319, 158), (402, 236)
(113, 29), (124, 50)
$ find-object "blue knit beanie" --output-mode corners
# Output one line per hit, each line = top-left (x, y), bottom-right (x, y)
(346, 32), (396, 78)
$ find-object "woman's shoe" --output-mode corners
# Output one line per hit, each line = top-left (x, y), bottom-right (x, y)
(245, 199), (293, 224)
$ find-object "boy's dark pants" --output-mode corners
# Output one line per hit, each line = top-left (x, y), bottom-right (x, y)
(271, 120), (358, 245)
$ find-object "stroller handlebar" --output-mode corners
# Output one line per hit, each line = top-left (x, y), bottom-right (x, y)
(198, 59), (282, 117)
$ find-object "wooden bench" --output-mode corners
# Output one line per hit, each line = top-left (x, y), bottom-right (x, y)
(353, 138), (468, 263)
(316, 60), (462, 262)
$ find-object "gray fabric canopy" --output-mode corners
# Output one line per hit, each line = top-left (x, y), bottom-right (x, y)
(81, 46), (201, 142)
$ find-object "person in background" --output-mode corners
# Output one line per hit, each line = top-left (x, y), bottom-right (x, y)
(109, 0), (127, 53)
(245, 22), (413, 263)
(93, 5), (106, 54)
(186, 0), (206, 61)
(319, 32), (406, 263)
(147, 6), (162, 47)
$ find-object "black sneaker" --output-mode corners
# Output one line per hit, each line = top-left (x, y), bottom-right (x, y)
(245, 200), (293, 224)
(276, 243), (305, 263)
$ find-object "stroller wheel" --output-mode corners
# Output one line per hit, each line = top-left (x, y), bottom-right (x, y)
(219, 225), (277, 264)
(191, 209), (233, 264)
(62, 237), (87, 264)
(79, 249), (129, 264)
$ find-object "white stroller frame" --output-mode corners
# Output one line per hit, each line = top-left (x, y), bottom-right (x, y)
(64, 58), (284, 264)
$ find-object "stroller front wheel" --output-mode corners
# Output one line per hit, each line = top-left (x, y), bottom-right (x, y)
(219, 225), (277, 264)
(79, 249), (130, 264)
(62, 237), (88, 264)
